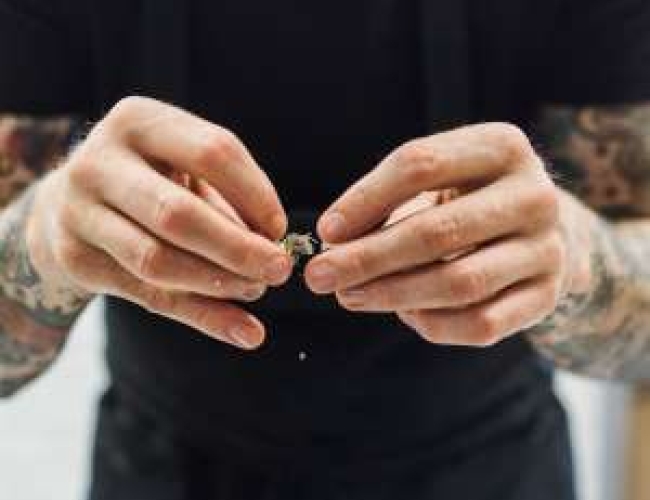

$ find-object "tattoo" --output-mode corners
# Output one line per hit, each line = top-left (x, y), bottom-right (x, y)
(528, 104), (650, 382)
(0, 116), (79, 206)
(0, 115), (89, 397)
(535, 105), (650, 215)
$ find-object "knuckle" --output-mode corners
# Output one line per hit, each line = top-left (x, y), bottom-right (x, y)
(105, 96), (168, 143)
(67, 151), (99, 188)
(448, 264), (489, 303)
(141, 288), (175, 314)
(196, 129), (241, 169)
(189, 304), (217, 329)
(225, 238), (261, 276)
(228, 248), (251, 273)
(134, 241), (166, 280)
(471, 309), (501, 346)
(230, 240), (256, 269)
(395, 139), (439, 186)
(109, 96), (149, 123)
(347, 247), (374, 281)
(544, 232), (565, 269)
(523, 182), (560, 227)
(56, 199), (79, 230)
(418, 215), (463, 251)
(488, 122), (532, 161)
(53, 237), (86, 271)
(153, 191), (192, 234)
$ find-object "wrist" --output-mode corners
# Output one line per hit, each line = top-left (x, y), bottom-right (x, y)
(530, 192), (621, 341)
(25, 178), (94, 315)
(556, 190), (593, 294)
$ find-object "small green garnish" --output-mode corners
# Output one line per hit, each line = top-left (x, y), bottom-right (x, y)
(279, 232), (320, 265)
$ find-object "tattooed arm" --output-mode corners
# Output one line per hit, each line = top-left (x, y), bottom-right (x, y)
(527, 104), (650, 382)
(0, 116), (92, 398)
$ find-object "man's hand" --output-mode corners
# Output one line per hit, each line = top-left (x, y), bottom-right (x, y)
(28, 97), (293, 350)
(305, 123), (588, 347)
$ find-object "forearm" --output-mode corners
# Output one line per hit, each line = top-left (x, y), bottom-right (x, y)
(527, 103), (650, 382)
(527, 206), (650, 381)
(0, 116), (92, 397)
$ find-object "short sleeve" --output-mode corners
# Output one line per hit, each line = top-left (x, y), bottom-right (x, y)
(0, 0), (92, 115)
(540, 0), (650, 105)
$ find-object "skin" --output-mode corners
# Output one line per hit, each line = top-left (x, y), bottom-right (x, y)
(0, 98), (296, 396)
(2, 98), (650, 396)
(304, 107), (650, 382)
(0, 117), (88, 396)
(305, 123), (570, 346)
(525, 105), (650, 381)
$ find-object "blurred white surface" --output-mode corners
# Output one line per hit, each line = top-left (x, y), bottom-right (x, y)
(0, 300), (107, 500)
(555, 372), (630, 500)
(0, 300), (630, 500)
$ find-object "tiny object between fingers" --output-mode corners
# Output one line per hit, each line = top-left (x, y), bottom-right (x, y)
(279, 232), (323, 264)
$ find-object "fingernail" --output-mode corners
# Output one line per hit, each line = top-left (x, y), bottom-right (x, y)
(320, 212), (347, 240)
(340, 288), (365, 298)
(339, 288), (366, 305)
(228, 325), (262, 350)
(308, 262), (338, 292)
(263, 255), (291, 284)
(242, 284), (266, 301)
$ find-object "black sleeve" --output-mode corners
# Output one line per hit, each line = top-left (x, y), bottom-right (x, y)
(541, 0), (650, 105)
(0, 0), (92, 115)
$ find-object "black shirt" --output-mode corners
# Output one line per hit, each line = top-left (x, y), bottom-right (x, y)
(189, 1), (423, 210)
(2, 1), (650, 498)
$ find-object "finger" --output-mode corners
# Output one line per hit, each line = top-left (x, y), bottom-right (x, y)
(65, 240), (266, 349)
(168, 171), (247, 229)
(383, 189), (463, 229)
(336, 232), (562, 312)
(104, 96), (287, 239)
(318, 123), (541, 243)
(92, 150), (293, 285)
(68, 200), (268, 301)
(382, 192), (437, 228)
(305, 174), (554, 293)
(194, 178), (248, 229)
(396, 277), (560, 347)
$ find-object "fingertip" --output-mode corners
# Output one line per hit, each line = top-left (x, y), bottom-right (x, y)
(301, 262), (319, 294)
(317, 211), (347, 243)
(262, 253), (294, 286)
(229, 315), (266, 350)
(255, 209), (288, 241)
(302, 258), (337, 294)
(270, 211), (289, 241)
(247, 316), (267, 349)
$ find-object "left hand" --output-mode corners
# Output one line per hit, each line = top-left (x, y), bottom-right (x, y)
(304, 123), (591, 347)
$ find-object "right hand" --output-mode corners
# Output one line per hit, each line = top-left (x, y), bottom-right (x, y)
(26, 97), (293, 350)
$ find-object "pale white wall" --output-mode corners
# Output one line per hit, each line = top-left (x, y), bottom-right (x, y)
(0, 300), (629, 500)
(556, 373), (630, 500)
(0, 300), (107, 500)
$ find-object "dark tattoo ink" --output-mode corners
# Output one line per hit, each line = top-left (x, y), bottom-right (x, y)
(0, 115), (90, 397)
(528, 104), (650, 382)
